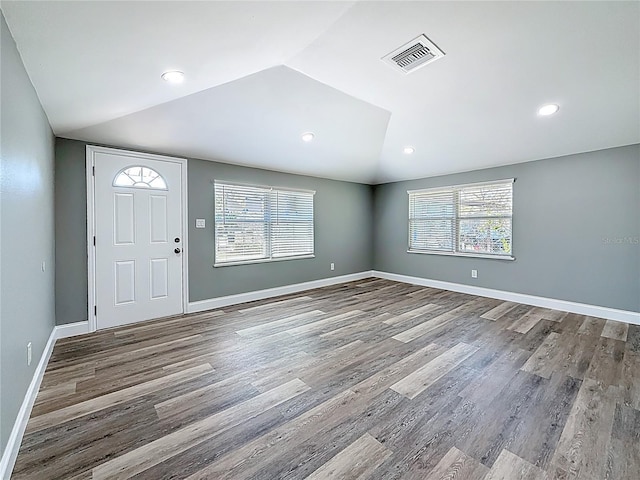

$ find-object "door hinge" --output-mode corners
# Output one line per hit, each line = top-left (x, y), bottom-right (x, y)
(94, 305), (97, 316)
(92, 165), (95, 176)
(93, 236), (96, 246)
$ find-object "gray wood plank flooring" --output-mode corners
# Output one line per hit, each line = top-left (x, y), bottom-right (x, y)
(11, 279), (640, 479)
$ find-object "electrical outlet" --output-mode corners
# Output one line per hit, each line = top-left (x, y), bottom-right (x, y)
(471, 269), (478, 278)
(330, 263), (335, 271)
(195, 218), (206, 229)
(27, 342), (32, 366)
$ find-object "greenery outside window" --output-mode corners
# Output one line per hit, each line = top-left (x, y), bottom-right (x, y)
(408, 179), (514, 260)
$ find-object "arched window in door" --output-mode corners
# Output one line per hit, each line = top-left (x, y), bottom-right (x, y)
(113, 166), (168, 190)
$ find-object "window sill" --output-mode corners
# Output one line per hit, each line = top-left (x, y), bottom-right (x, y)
(407, 250), (515, 261)
(214, 254), (315, 268)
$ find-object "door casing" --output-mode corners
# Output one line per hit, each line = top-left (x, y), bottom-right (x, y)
(86, 145), (189, 332)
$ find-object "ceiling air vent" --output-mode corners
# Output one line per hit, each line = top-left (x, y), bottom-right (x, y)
(382, 34), (445, 74)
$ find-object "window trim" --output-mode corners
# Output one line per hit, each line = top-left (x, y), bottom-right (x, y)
(214, 180), (316, 196)
(407, 178), (515, 261)
(213, 180), (315, 267)
(213, 253), (315, 268)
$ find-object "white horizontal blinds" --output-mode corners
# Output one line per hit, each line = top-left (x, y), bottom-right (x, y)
(215, 181), (314, 264)
(457, 181), (512, 256)
(271, 189), (314, 258)
(215, 183), (270, 263)
(409, 189), (455, 252)
(408, 179), (513, 257)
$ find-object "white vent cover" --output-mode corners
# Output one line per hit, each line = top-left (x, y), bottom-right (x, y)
(382, 34), (445, 74)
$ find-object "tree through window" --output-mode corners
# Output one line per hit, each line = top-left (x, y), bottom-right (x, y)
(408, 179), (514, 259)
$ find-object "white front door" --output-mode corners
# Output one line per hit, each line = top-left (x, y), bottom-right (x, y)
(92, 149), (184, 329)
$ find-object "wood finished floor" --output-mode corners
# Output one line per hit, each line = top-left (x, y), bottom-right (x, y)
(12, 279), (640, 480)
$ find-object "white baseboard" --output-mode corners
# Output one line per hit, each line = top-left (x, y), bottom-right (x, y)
(187, 271), (374, 313)
(0, 320), (90, 479)
(0, 328), (57, 480)
(54, 321), (90, 339)
(373, 270), (640, 325)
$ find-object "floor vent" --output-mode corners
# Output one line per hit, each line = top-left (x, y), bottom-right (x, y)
(382, 34), (445, 74)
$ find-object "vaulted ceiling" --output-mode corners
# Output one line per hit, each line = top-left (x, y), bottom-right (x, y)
(3, 1), (639, 183)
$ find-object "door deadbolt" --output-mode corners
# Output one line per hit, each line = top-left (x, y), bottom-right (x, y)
(174, 237), (180, 243)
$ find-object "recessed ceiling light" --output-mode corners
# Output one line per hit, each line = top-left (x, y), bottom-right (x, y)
(161, 71), (184, 83)
(538, 104), (559, 116)
(403, 146), (415, 154)
(301, 132), (315, 142)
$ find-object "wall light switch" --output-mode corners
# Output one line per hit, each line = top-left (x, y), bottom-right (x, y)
(471, 269), (478, 278)
(195, 219), (206, 229)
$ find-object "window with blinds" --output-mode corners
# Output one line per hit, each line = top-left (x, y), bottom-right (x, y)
(408, 179), (514, 259)
(214, 181), (315, 266)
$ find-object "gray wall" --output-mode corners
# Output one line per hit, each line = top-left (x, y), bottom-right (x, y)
(188, 158), (373, 301)
(54, 139), (88, 325)
(374, 144), (640, 312)
(54, 139), (374, 322)
(53, 139), (640, 323)
(0, 12), (56, 453)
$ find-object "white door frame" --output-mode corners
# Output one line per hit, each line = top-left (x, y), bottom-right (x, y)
(86, 145), (189, 332)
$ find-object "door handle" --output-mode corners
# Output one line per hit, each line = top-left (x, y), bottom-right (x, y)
(174, 248), (181, 254)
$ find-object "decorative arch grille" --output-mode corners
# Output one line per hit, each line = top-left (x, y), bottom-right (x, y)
(113, 166), (167, 190)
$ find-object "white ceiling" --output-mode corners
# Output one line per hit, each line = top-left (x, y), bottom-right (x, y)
(3, 1), (639, 184)
(66, 66), (391, 183)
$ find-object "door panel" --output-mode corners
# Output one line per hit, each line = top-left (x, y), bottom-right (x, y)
(150, 195), (168, 243)
(94, 152), (183, 329)
(114, 193), (135, 245)
(150, 258), (169, 299)
(115, 261), (136, 304)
